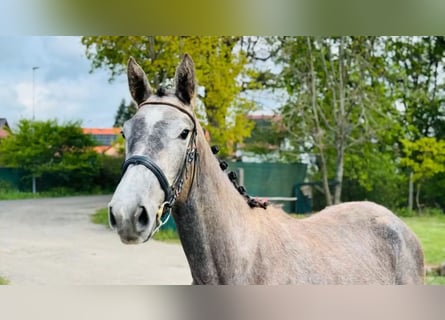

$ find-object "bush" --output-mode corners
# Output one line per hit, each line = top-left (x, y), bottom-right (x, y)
(394, 207), (444, 217)
(94, 155), (125, 192)
(393, 207), (417, 217)
(0, 179), (16, 193)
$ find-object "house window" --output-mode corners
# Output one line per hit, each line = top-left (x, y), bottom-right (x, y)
(92, 134), (117, 146)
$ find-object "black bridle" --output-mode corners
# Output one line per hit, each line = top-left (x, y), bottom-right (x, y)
(121, 100), (198, 235)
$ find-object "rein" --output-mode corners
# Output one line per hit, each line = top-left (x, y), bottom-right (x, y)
(121, 99), (198, 238)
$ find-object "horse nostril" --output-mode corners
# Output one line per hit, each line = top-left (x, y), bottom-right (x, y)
(136, 206), (149, 229)
(109, 207), (117, 230)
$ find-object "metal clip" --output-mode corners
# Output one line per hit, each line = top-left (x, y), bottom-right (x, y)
(151, 201), (172, 237)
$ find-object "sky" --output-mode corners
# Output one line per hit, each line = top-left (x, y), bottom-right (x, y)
(0, 36), (283, 130)
(0, 36), (129, 129)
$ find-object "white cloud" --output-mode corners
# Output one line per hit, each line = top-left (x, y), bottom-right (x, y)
(0, 36), (130, 128)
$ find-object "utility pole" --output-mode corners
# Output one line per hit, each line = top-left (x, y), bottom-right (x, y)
(32, 66), (39, 193)
(408, 171), (414, 211)
(32, 66), (39, 120)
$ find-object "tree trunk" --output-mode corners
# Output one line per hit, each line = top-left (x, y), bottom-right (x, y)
(408, 171), (414, 211)
(333, 149), (344, 204)
(320, 152), (333, 206)
(415, 182), (422, 212)
(333, 37), (346, 205)
(307, 37), (333, 206)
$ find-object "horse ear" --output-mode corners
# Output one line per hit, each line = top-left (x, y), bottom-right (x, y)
(174, 54), (196, 106)
(127, 57), (153, 106)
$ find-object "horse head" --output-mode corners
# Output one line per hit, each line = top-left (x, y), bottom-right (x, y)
(108, 54), (197, 244)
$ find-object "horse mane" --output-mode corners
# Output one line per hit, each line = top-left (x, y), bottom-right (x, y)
(210, 146), (268, 209)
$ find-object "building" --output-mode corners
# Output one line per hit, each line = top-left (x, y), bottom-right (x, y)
(82, 128), (122, 156)
(0, 118), (10, 138)
(236, 114), (288, 162)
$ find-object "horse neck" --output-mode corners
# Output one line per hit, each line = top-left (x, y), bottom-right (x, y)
(173, 125), (254, 284)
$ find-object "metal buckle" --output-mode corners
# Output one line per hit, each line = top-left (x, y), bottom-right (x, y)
(150, 201), (172, 237)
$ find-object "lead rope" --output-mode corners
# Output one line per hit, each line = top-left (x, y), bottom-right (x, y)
(211, 145), (268, 209)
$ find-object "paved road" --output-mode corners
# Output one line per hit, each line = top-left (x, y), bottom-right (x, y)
(0, 195), (192, 285)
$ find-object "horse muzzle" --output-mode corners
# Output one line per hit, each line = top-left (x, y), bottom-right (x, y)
(108, 202), (155, 244)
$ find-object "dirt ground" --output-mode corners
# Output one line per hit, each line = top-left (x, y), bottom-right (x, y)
(0, 195), (192, 285)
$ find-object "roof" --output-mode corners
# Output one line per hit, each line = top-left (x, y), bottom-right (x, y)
(247, 114), (282, 121)
(0, 118), (9, 129)
(82, 128), (122, 156)
(91, 145), (121, 157)
(82, 128), (121, 135)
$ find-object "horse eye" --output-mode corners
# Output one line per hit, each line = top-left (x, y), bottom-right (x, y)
(120, 130), (125, 139)
(179, 129), (190, 140)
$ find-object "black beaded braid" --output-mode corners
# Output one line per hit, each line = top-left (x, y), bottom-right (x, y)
(211, 145), (268, 209)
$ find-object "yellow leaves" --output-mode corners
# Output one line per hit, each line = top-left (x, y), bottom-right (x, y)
(82, 36), (255, 156)
(400, 137), (445, 181)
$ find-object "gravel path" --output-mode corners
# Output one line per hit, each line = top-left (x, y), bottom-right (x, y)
(0, 195), (192, 285)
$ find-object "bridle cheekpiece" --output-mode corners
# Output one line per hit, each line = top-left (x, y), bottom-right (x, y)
(121, 99), (198, 239)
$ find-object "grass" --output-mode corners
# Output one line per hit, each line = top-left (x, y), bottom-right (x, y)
(0, 276), (9, 285)
(426, 275), (445, 285)
(401, 215), (445, 285)
(91, 207), (110, 226)
(0, 189), (106, 201)
(91, 207), (445, 284)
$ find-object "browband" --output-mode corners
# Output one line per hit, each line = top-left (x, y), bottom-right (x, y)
(138, 100), (196, 127)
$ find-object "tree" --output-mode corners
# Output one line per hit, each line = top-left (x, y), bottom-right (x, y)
(241, 115), (287, 160)
(400, 137), (445, 210)
(275, 36), (397, 205)
(0, 119), (99, 192)
(81, 36), (257, 156)
(386, 37), (445, 209)
(387, 37), (445, 140)
(113, 99), (137, 127)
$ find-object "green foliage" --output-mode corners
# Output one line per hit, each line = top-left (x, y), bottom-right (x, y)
(400, 137), (445, 182)
(81, 36), (257, 156)
(93, 154), (125, 192)
(386, 36), (445, 139)
(341, 142), (408, 208)
(0, 179), (15, 193)
(243, 116), (286, 157)
(275, 36), (397, 205)
(268, 36), (445, 209)
(421, 172), (445, 211)
(20, 36), (442, 211)
(114, 99), (137, 127)
(0, 276), (9, 285)
(394, 207), (418, 218)
(0, 119), (99, 191)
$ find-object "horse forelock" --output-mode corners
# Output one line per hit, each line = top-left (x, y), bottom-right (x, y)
(156, 86), (168, 97)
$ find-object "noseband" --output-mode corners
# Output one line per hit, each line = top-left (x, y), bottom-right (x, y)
(121, 100), (198, 237)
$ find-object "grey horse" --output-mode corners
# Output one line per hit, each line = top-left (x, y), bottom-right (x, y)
(108, 54), (425, 284)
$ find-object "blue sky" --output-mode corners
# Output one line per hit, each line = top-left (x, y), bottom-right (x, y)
(0, 36), (283, 129)
(0, 36), (129, 128)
